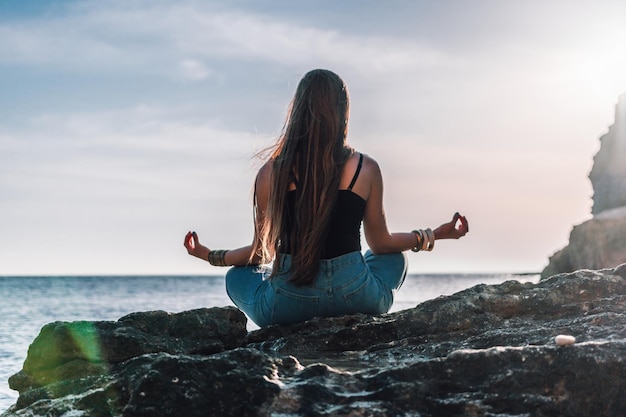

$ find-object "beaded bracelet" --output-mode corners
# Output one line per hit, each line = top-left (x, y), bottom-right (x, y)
(208, 249), (229, 267)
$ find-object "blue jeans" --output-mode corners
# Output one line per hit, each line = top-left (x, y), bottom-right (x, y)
(225, 250), (407, 327)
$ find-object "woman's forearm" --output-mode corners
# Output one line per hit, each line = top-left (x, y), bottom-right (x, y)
(222, 245), (261, 267)
(367, 231), (420, 254)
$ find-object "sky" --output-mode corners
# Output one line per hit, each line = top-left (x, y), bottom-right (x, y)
(1, 0), (626, 275)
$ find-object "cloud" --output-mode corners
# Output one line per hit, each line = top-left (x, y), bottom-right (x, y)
(0, 0), (455, 78)
(0, 104), (270, 213)
(0, 104), (267, 274)
(180, 59), (212, 81)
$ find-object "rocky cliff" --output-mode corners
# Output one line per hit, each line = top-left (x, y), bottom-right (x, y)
(543, 94), (626, 278)
(590, 93), (626, 214)
(2, 265), (625, 417)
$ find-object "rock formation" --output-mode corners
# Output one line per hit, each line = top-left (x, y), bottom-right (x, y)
(590, 93), (626, 214)
(2, 265), (626, 417)
(543, 93), (626, 278)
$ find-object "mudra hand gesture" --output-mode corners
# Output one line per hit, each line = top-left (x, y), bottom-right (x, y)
(434, 212), (469, 240)
(184, 231), (210, 260)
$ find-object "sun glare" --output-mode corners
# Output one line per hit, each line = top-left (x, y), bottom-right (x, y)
(573, 29), (626, 100)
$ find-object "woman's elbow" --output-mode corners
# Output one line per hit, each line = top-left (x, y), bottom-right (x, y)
(365, 230), (399, 254)
(366, 241), (396, 255)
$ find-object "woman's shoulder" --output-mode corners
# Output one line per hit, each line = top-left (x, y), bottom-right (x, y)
(354, 151), (381, 176)
(256, 160), (273, 179)
(342, 151), (382, 199)
(254, 160), (274, 194)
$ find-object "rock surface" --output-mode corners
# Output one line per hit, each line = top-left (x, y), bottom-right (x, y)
(3, 266), (626, 417)
(543, 93), (626, 277)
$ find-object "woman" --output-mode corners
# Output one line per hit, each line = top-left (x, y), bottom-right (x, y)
(184, 69), (468, 327)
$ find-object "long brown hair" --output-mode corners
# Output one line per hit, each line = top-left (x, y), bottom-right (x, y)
(255, 69), (352, 285)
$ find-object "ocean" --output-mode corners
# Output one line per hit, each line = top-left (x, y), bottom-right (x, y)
(0, 273), (539, 412)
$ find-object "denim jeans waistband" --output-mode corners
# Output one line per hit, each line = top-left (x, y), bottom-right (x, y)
(276, 251), (364, 276)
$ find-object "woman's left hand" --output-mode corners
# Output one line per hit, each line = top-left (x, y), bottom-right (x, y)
(433, 212), (469, 240)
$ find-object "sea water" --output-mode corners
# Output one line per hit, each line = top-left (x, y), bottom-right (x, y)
(0, 273), (539, 411)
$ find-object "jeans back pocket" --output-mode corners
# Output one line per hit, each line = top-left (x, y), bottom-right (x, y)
(342, 278), (390, 315)
(272, 287), (320, 325)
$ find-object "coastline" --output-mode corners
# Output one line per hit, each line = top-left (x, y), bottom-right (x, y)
(0, 272), (538, 412)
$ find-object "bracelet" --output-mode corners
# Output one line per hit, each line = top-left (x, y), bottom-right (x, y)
(208, 249), (229, 267)
(411, 230), (423, 252)
(423, 228), (435, 251)
(411, 228), (435, 252)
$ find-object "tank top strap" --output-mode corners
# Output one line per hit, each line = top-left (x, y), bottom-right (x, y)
(347, 153), (364, 191)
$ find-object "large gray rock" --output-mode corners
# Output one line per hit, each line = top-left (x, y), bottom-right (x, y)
(2, 266), (625, 416)
(6, 307), (247, 407)
(544, 93), (626, 277)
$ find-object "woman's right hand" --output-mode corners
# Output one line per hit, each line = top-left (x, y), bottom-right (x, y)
(433, 212), (469, 240)
(184, 231), (210, 261)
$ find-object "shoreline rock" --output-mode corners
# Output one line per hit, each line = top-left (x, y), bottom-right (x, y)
(543, 93), (626, 277)
(3, 265), (625, 416)
(542, 207), (626, 279)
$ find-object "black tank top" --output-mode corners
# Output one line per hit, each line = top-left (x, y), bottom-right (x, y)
(280, 153), (366, 258)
